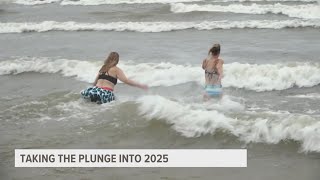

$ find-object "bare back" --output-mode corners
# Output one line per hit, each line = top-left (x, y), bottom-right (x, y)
(202, 57), (223, 85)
(95, 66), (118, 89)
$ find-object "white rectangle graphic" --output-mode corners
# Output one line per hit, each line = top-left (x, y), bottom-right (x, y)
(15, 149), (247, 167)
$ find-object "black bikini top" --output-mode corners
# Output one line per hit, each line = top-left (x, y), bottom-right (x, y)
(205, 69), (218, 75)
(204, 59), (219, 80)
(98, 72), (117, 85)
(204, 60), (219, 75)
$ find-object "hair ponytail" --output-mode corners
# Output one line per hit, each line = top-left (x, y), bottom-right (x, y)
(99, 52), (119, 73)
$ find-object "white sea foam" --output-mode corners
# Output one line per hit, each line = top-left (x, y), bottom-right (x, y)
(60, 0), (203, 5)
(0, 20), (319, 34)
(223, 62), (320, 91)
(13, 0), (202, 5)
(189, 95), (246, 112)
(287, 93), (320, 99)
(216, 0), (316, 2)
(11, 0), (319, 5)
(14, 0), (60, 5)
(0, 57), (99, 82)
(137, 95), (320, 152)
(1, 57), (320, 91)
(3, 98), (112, 123)
(171, 3), (320, 19)
(0, 0), (14, 4)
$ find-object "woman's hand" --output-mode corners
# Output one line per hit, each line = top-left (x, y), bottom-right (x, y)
(117, 67), (149, 90)
(139, 84), (149, 91)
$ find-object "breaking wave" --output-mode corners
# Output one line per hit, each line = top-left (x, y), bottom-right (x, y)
(1, 57), (320, 91)
(137, 95), (320, 152)
(0, 20), (319, 34)
(171, 3), (320, 19)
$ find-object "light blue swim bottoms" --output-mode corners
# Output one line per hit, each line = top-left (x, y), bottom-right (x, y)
(204, 84), (223, 96)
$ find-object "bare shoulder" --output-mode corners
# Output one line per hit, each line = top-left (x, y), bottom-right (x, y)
(113, 66), (124, 75)
(109, 66), (117, 71)
(113, 66), (122, 72)
(108, 66), (118, 75)
(218, 59), (224, 64)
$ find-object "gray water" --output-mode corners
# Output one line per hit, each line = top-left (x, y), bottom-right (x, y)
(1, 0), (320, 179)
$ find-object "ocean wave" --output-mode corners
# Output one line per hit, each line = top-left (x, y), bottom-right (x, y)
(215, 0), (317, 2)
(13, 0), (203, 5)
(0, 20), (319, 34)
(61, 0), (203, 5)
(2, 94), (114, 123)
(14, 0), (61, 5)
(137, 95), (320, 152)
(0, 0), (15, 4)
(171, 3), (320, 19)
(287, 93), (320, 99)
(1, 57), (320, 91)
(11, 0), (318, 5)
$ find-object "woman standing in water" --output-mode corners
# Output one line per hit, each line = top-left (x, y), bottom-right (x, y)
(202, 44), (224, 99)
(81, 52), (148, 104)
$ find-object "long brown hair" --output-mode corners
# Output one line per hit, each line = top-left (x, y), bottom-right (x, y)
(99, 52), (119, 73)
(208, 43), (221, 56)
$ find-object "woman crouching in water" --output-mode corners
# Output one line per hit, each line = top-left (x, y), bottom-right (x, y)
(81, 52), (148, 104)
(202, 44), (224, 100)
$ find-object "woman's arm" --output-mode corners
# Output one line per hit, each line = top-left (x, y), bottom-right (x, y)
(217, 59), (224, 81)
(92, 73), (100, 86)
(116, 67), (148, 90)
(202, 59), (207, 70)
